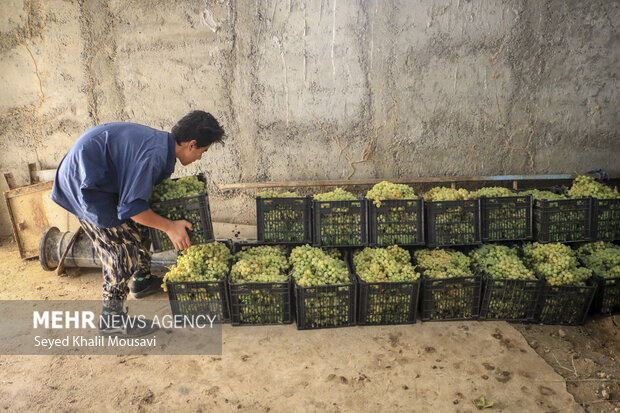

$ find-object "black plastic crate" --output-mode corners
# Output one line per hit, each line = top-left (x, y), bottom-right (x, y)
(357, 278), (421, 325)
(150, 174), (215, 252)
(591, 198), (620, 241)
(480, 195), (533, 242)
(420, 274), (482, 321)
(425, 199), (482, 247)
(368, 199), (425, 247)
(166, 280), (230, 323)
(533, 198), (592, 243)
(592, 275), (620, 314)
(479, 275), (541, 322)
(228, 278), (293, 325)
(312, 199), (367, 247)
(256, 196), (312, 244)
(535, 281), (596, 325)
(295, 265), (356, 330)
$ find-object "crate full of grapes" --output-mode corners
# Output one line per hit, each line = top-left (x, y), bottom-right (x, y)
(353, 246), (421, 325)
(473, 187), (533, 242)
(522, 188), (591, 244)
(365, 182), (425, 246)
(291, 246), (356, 329)
(416, 249), (482, 321)
(533, 198), (592, 244)
(164, 242), (233, 323)
(312, 188), (367, 247)
(523, 242), (596, 325)
(149, 174), (215, 252)
(568, 174), (620, 241)
(256, 191), (312, 244)
(423, 187), (481, 247)
(576, 242), (620, 314)
(228, 244), (293, 325)
(591, 198), (620, 241)
(470, 245), (541, 322)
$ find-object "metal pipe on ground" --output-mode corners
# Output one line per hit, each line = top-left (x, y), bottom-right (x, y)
(39, 226), (177, 274)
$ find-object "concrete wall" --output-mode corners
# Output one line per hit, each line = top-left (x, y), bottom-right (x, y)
(1, 0), (618, 235)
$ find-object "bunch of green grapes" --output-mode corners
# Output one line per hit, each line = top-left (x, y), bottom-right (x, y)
(366, 181), (416, 207)
(520, 189), (567, 201)
(353, 246), (420, 282)
(470, 187), (515, 198)
(230, 246), (289, 283)
(257, 190), (300, 198)
(162, 242), (232, 291)
(289, 245), (350, 286)
(568, 175), (619, 199)
(576, 242), (620, 278)
(414, 249), (473, 279)
(314, 187), (357, 202)
(522, 242), (592, 286)
(151, 176), (205, 202)
(150, 176), (209, 250)
(423, 187), (470, 201)
(470, 245), (534, 280)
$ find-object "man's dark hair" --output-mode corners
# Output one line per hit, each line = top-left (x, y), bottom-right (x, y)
(171, 110), (225, 148)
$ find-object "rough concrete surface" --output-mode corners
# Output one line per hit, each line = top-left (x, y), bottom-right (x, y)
(1, 0), (619, 235)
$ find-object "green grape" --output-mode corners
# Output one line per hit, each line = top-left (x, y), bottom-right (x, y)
(470, 187), (515, 198)
(313, 188), (357, 201)
(469, 245), (534, 280)
(423, 187), (470, 201)
(568, 175), (619, 199)
(414, 248), (473, 278)
(522, 242), (591, 286)
(366, 181), (416, 207)
(576, 242), (620, 278)
(230, 246), (289, 283)
(353, 246), (420, 283)
(162, 242), (232, 291)
(257, 190), (300, 198)
(151, 176), (205, 202)
(520, 189), (567, 201)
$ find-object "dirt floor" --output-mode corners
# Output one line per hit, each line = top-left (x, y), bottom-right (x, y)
(0, 237), (618, 412)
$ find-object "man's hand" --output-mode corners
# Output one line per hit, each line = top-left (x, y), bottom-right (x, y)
(166, 220), (193, 251)
(131, 209), (193, 251)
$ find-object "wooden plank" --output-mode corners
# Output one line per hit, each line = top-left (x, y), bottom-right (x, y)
(5, 181), (53, 199)
(4, 183), (78, 259)
(4, 173), (16, 190)
(217, 174), (604, 191)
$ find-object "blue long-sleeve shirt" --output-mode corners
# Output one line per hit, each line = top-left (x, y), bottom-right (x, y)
(51, 122), (177, 228)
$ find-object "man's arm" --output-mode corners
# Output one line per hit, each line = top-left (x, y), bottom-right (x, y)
(131, 209), (193, 251)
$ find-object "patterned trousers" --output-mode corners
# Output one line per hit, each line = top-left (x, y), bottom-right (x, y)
(79, 219), (153, 305)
